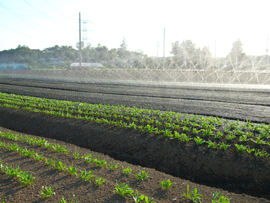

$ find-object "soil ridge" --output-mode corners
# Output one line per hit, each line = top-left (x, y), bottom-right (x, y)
(0, 106), (269, 199)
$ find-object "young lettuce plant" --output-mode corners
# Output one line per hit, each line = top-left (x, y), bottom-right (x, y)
(114, 181), (134, 197)
(212, 192), (231, 203)
(225, 133), (236, 141)
(135, 170), (149, 181)
(123, 166), (132, 175)
(215, 131), (223, 139)
(84, 154), (93, 163)
(219, 143), (230, 151)
(93, 156), (107, 167)
(202, 129), (213, 137)
(234, 144), (247, 153)
(207, 140), (218, 149)
(79, 169), (96, 182)
(60, 194), (78, 203)
(106, 162), (119, 170)
(133, 190), (156, 203)
(95, 176), (106, 187)
(54, 160), (67, 171)
(40, 186), (56, 198)
(194, 137), (205, 146)
(183, 184), (203, 203)
(73, 151), (85, 159)
(160, 179), (172, 190)
(66, 163), (77, 176)
(246, 146), (255, 154)
(17, 171), (36, 186)
(33, 153), (44, 161)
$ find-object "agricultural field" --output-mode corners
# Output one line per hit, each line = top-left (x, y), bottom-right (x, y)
(0, 78), (270, 202)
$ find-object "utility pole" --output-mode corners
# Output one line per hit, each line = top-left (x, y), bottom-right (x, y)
(163, 28), (165, 68)
(214, 39), (216, 67)
(266, 34), (269, 68)
(157, 42), (160, 57)
(79, 12), (82, 68)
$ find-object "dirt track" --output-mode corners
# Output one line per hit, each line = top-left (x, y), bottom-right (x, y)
(0, 78), (270, 123)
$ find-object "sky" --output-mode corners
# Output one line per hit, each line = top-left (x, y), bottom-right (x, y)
(0, 0), (270, 57)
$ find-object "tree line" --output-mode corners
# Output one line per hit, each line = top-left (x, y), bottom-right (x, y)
(0, 38), (268, 70)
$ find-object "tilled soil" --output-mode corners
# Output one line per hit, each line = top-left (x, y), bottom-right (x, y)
(0, 78), (270, 202)
(0, 78), (270, 123)
(0, 107), (270, 201)
(0, 126), (269, 203)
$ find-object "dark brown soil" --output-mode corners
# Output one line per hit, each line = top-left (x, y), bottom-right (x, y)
(0, 106), (270, 201)
(0, 78), (270, 123)
(0, 126), (269, 203)
(0, 78), (270, 202)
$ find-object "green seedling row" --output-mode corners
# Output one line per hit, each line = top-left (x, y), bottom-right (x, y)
(0, 138), (106, 188)
(0, 129), (233, 202)
(0, 159), (36, 186)
(1, 92), (270, 150)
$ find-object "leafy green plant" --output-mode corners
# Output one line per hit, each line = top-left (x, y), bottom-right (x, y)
(183, 184), (203, 203)
(207, 140), (218, 149)
(235, 144), (247, 153)
(212, 192), (231, 203)
(133, 190), (156, 203)
(135, 170), (149, 180)
(73, 152), (85, 159)
(160, 179), (172, 190)
(79, 169), (96, 182)
(114, 181), (134, 197)
(66, 163), (77, 175)
(36, 138), (47, 146)
(251, 136), (266, 145)
(7, 143), (19, 151)
(40, 186), (55, 198)
(246, 146), (255, 154)
(192, 128), (201, 136)
(133, 190), (145, 203)
(107, 162), (119, 170)
(18, 172), (36, 186)
(219, 143), (230, 150)
(54, 160), (67, 171)
(53, 144), (69, 155)
(6, 165), (21, 178)
(215, 131), (223, 139)
(84, 154), (93, 163)
(33, 153), (44, 161)
(93, 156), (107, 167)
(202, 129), (213, 137)
(60, 194), (78, 203)
(20, 148), (35, 157)
(194, 136), (205, 145)
(95, 176), (106, 187)
(45, 157), (56, 166)
(123, 166), (132, 175)
(254, 149), (269, 157)
(225, 133), (236, 141)
(45, 143), (53, 149)
(28, 137), (37, 145)
(239, 134), (249, 142)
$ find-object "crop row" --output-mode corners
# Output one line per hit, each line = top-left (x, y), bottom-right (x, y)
(0, 131), (231, 202)
(0, 92), (269, 158)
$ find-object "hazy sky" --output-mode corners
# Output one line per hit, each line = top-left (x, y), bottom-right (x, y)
(0, 0), (269, 57)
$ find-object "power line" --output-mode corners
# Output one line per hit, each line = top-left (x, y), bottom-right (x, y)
(23, 0), (63, 28)
(0, 22), (50, 43)
(0, 2), (51, 36)
(43, 0), (71, 21)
